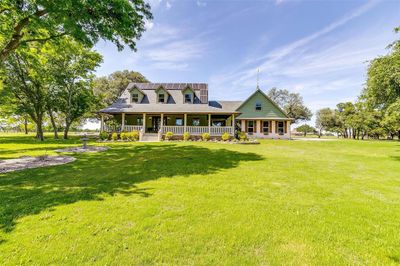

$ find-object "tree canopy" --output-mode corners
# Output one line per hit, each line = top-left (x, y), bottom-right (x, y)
(93, 70), (149, 107)
(0, 0), (152, 63)
(268, 88), (312, 123)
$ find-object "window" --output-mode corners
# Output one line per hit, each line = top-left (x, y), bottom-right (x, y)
(278, 121), (284, 135)
(192, 118), (200, 126)
(185, 93), (192, 103)
(212, 120), (225, 127)
(263, 121), (269, 135)
(175, 118), (183, 126)
(131, 93), (139, 103)
(137, 117), (143, 125)
(158, 93), (165, 103)
(255, 102), (262, 111)
(247, 120), (254, 134)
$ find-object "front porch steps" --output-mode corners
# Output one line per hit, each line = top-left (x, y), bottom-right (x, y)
(140, 133), (159, 142)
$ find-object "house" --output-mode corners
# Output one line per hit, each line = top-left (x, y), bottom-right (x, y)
(98, 83), (293, 141)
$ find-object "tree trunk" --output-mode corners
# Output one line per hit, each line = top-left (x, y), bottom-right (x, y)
(48, 108), (59, 139)
(24, 116), (28, 134)
(63, 121), (71, 139)
(36, 117), (44, 141)
(398, 130), (400, 141)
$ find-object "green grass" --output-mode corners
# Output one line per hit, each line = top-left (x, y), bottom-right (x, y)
(0, 133), (400, 265)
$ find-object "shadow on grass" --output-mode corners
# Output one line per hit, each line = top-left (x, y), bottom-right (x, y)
(0, 143), (262, 235)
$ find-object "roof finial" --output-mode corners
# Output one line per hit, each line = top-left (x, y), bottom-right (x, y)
(256, 68), (260, 90)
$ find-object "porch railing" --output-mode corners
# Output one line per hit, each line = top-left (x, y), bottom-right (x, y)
(123, 125), (142, 132)
(103, 125), (142, 132)
(161, 126), (184, 135)
(186, 126), (209, 135)
(210, 126), (234, 136)
(160, 126), (234, 136)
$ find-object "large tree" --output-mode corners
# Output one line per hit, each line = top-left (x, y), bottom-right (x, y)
(268, 88), (312, 123)
(315, 108), (336, 137)
(2, 48), (48, 140)
(93, 70), (149, 107)
(46, 38), (102, 139)
(0, 0), (152, 63)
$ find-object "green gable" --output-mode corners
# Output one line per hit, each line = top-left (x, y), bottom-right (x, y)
(236, 89), (288, 119)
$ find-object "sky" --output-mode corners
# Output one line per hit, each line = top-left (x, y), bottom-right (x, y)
(92, 0), (400, 127)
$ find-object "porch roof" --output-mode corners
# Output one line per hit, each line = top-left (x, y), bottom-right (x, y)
(99, 100), (243, 114)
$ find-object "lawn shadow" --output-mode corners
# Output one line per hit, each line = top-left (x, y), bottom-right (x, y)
(0, 143), (262, 234)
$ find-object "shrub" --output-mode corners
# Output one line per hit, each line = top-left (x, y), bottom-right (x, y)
(120, 132), (128, 140)
(165, 131), (174, 140)
(238, 131), (247, 141)
(202, 132), (210, 141)
(111, 132), (118, 141)
(99, 131), (108, 140)
(128, 130), (140, 141)
(221, 132), (231, 141)
(183, 131), (190, 141)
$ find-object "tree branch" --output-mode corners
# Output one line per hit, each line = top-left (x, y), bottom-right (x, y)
(20, 32), (67, 44)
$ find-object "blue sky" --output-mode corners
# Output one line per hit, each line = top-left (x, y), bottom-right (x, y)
(94, 0), (400, 124)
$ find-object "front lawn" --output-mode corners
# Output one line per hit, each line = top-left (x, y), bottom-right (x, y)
(0, 134), (399, 265)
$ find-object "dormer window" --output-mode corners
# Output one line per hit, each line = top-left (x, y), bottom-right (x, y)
(185, 93), (192, 103)
(131, 93), (139, 103)
(158, 93), (165, 103)
(255, 102), (262, 111)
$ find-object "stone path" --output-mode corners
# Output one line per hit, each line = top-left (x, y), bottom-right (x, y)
(0, 156), (76, 173)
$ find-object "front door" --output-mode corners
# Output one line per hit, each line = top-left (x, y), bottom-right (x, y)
(151, 116), (161, 133)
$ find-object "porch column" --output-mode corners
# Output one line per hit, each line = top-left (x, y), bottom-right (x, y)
(184, 113), (187, 133)
(232, 114), (235, 135)
(256, 120), (261, 134)
(121, 113), (125, 131)
(143, 113), (146, 132)
(241, 120), (246, 132)
(271, 120), (276, 135)
(100, 114), (104, 132)
(208, 114), (211, 134)
(160, 113), (164, 133)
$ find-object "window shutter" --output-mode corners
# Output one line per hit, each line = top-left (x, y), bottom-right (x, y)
(269, 121), (272, 133)
(244, 120), (247, 133)
(284, 121), (287, 133)
(275, 121), (278, 133)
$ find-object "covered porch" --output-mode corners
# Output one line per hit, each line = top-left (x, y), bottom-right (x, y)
(101, 113), (236, 137)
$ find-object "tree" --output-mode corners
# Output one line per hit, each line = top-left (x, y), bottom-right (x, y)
(362, 29), (400, 110)
(93, 70), (149, 107)
(0, 0), (152, 63)
(2, 48), (49, 140)
(46, 38), (102, 139)
(296, 124), (316, 137)
(268, 88), (313, 123)
(315, 108), (336, 137)
(382, 99), (400, 140)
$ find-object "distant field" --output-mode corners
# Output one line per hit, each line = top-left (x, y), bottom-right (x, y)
(0, 133), (399, 265)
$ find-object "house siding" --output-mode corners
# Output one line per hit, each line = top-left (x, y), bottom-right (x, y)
(236, 90), (287, 119)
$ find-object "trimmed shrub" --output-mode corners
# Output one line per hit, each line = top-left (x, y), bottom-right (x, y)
(165, 131), (174, 141)
(183, 131), (190, 141)
(99, 131), (108, 140)
(238, 131), (247, 141)
(128, 130), (140, 141)
(201, 132), (210, 141)
(120, 132), (128, 140)
(111, 132), (118, 141)
(222, 132), (231, 141)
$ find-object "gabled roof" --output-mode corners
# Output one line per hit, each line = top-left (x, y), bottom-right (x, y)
(128, 85), (146, 95)
(235, 88), (291, 119)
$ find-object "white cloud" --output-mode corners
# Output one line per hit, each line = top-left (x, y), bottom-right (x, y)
(196, 0), (207, 7)
(166, 1), (172, 10)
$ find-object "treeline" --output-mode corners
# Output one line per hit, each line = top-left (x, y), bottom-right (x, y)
(0, 0), (152, 140)
(315, 27), (400, 140)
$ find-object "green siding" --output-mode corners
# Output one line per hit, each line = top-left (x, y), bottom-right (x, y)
(129, 88), (144, 103)
(236, 90), (287, 119)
